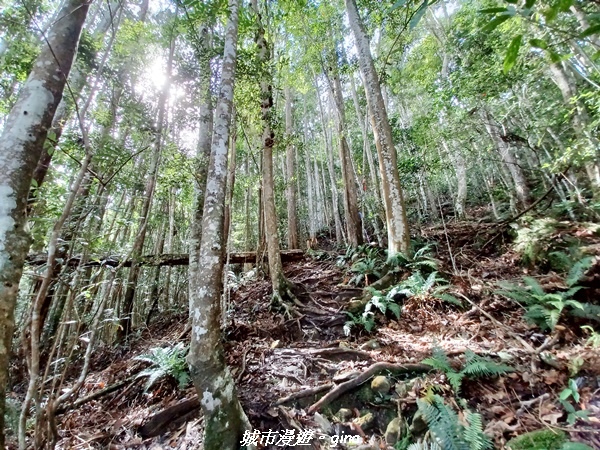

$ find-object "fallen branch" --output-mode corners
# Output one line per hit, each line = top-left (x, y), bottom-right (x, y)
(274, 347), (373, 362)
(55, 375), (137, 415)
(307, 362), (431, 414)
(26, 250), (305, 268)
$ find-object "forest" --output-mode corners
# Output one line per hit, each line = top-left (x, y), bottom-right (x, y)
(1, 0), (600, 448)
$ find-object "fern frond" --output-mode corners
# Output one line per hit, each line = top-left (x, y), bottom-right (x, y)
(447, 372), (465, 394)
(495, 283), (534, 305)
(522, 276), (545, 296)
(422, 347), (454, 373)
(462, 351), (513, 379)
(570, 303), (600, 323)
(435, 293), (463, 307)
(407, 441), (443, 450)
(387, 302), (401, 319)
(424, 272), (439, 292)
(464, 411), (493, 450)
(567, 256), (594, 287)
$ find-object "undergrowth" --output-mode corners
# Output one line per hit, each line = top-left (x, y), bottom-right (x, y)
(410, 394), (492, 450)
(134, 342), (190, 392)
(496, 257), (599, 331)
(422, 347), (513, 395)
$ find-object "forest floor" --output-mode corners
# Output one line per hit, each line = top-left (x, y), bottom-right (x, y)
(13, 217), (600, 450)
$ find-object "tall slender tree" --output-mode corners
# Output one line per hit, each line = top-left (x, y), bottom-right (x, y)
(187, 1), (249, 448)
(0, 1), (91, 446)
(345, 0), (411, 257)
(253, 0), (297, 306)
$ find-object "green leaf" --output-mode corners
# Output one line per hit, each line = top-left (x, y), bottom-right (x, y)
(549, 52), (562, 64)
(504, 35), (522, 74)
(387, 302), (401, 318)
(543, 5), (559, 22)
(478, 7), (508, 14)
(581, 24), (600, 38)
(482, 14), (511, 32)
(525, 0), (536, 8)
(505, 0), (518, 3)
(529, 38), (548, 49)
(569, 379), (580, 401)
(409, 0), (429, 30)
(389, 0), (408, 12)
(557, 0), (572, 12)
(436, 293), (463, 307)
(560, 388), (573, 401)
(565, 300), (585, 310)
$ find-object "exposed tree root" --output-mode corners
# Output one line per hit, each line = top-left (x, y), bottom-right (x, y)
(307, 361), (431, 414)
(275, 383), (334, 405)
(271, 278), (302, 319)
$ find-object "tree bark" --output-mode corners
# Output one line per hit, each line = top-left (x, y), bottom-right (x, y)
(284, 86), (299, 249)
(345, 0), (411, 257)
(187, 2), (249, 449)
(28, 0), (125, 209)
(253, 0), (296, 304)
(481, 110), (531, 209)
(0, 1), (90, 447)
(327, 67), (363, 246)
(314, 83), (343, 244)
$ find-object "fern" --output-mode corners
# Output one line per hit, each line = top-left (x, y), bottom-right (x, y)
(407, 442), (443, 450)
(422, 347), (454, 374)
(134, 342), (190, 392)
(422, 348), (512, 394)
(496, 276), (594, 331)
(416, 395), (493, 450)
(461, 350), (514, 379)
(567, 256), (594, 287)
(388, 244), (439, 274)
(463, 411), (493, 450)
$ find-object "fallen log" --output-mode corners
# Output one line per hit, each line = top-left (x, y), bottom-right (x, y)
(26, 249), (305, 268)
(138, 397), (200, 439)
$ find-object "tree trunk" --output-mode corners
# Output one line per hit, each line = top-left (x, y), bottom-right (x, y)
(345, 0), (411, 257)
(187, 1), (249, 448)
(0, 1), (90, 447)
(350, 72), (381, 204)
(481, 109), (531, 208)
(328, 67), (363, 246)
(253, 0), (295, 304)
(29, 1), (125, 208)
(190, 24), (214, 255)
(284, 86), (299, 249)
(315, 83), (343, 244)
(443, 140), (467, 218)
